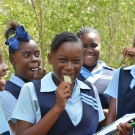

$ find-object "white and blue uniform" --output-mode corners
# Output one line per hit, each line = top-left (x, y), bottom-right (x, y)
(0, 74), (25, 135)
(0, 105), (10, 134)
(105, 65), (135, 113)
(12, 72), (104, 135)
(78, 61), (116, 109)
(105, 65), (135, 135)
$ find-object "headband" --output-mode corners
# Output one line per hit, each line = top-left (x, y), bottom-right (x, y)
(5, 24), (30, 50)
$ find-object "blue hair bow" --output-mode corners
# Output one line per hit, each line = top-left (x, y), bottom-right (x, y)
(5, 25), (30, 50)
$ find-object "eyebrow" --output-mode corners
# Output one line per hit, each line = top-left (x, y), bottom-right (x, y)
(22, 50), (40, 53)
(59, 54), (81, 58)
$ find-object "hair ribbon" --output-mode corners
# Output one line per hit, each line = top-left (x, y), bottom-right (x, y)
(5, 25), (30, 50)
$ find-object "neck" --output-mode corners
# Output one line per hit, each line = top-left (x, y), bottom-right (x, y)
(15, 74), (30, 83)
(83, 63), (99, 72)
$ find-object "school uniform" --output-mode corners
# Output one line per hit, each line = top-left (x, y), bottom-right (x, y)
(105, 65), (135, 135)
(77, 61), (116, 109)
(12, 72), (104, 135)
(0, 105), (10, 135)
(0, 74), (25, 135)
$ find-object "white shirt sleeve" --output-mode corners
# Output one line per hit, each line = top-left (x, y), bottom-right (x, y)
(104, 68), (121, 99)
(12, 82), (40, 124)
(0, 106), (10, 134)
(0, 90), (17, 121)
(92, 84), (105, 122)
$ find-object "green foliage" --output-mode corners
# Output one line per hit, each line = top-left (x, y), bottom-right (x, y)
(0, 0), (135, 79)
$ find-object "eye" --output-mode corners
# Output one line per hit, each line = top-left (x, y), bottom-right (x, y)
(83, 43), (87, 48)
(24, 54), (30, 58)
(91, 43), (98, 48)
(74, 59), (81, 64)
(58, 58), (66, 63)
(35, 52), (40, 57)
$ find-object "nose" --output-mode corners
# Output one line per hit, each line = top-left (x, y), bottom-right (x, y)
(31, 55), (38, 63)
(85, 46), (94, 53)
(3, 63), (8, 71)
(65, 61), (73, 71)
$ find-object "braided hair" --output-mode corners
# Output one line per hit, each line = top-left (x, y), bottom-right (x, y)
(77, 27), (100, 41)
(50, 31), (82, 53)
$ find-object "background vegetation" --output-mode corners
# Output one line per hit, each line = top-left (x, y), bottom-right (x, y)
(0, 0), (135, 79)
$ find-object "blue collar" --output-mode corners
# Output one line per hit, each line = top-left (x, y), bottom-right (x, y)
(10, 74), (25, 87)
(81, 61), (113, 74)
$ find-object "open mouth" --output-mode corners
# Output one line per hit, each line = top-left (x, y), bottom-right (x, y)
(30, 67), (38, 72)
(0, 73), (7, 84)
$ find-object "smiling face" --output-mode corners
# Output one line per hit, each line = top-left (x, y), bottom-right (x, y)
(0, 50), (8, 90)
(48, 41), (83, 86)
(80, 33), (101, 67)
(10, 39), (40, 82)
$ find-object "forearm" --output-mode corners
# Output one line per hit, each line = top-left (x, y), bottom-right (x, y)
(9, 120), (16, 133)
(105, 113), (116, 126)
(105, 97), (116, 126)
(16, 106), (63, 135)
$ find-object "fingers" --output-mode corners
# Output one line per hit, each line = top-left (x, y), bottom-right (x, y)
(33, 66), (46, 80)
(39, 66), (46, 74)
(116, 123), (132, 135)
(123, 46), (135, 59)
(55, 81), (71, 111)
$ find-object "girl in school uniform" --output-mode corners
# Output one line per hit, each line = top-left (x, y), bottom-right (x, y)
(12, 31), (131, 135)
(0, 21), (46, 134)
(105, 46), (135, 135)
(77, 27), (116, 110)
(0, 49), (11, 135)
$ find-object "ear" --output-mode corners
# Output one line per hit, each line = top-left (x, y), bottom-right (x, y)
(48, 53), (52, 64)
(9, 55), (16, 66)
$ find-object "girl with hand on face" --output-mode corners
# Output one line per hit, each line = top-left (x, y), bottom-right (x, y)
(12, 31), (131, 135)
(77, 27), (116, 111)
(0, 49), (10, 135)
(0, 21), (46, 134)
(12, 31), (104, 135)
(105, 45), (135, 135)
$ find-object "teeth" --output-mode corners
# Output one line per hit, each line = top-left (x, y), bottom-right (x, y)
(31, 68), (38, 71)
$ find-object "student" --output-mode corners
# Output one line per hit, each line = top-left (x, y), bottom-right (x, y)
(0, 49), (10, 135)
(12, 31), (131, 135)
(105, 46), (135, 134)
(77, 27), (116, 110)
(0, 21), (46, 134)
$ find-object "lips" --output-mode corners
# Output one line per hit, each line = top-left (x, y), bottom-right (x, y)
(29, 67), (38, 72)
(0, 73), (7, 90)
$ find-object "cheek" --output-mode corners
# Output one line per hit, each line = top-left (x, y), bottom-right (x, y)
(75, 64), (82, 73)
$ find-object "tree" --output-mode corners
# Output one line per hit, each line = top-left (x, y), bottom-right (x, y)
(0, 0), (135, 79)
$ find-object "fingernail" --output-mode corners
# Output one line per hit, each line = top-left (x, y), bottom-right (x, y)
(38, 66), (42, 69)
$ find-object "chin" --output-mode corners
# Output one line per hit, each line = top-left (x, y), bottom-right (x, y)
(0, 86), (4, 91)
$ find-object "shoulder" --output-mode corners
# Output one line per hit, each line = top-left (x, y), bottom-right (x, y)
(76, 79), (92, 90)
(99, 61), (116, 71)
(19, 82), (37, 100)
(0, 90), (17, 102)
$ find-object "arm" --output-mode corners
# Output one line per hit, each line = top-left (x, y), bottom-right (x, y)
(105, 97), (116, 126)
(105, 97), (132, 135)
(16, 106), (63, 135)
(15, 81), (71, 135)
(8, 120), (16, 133)
(0, 91), (17, 133)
